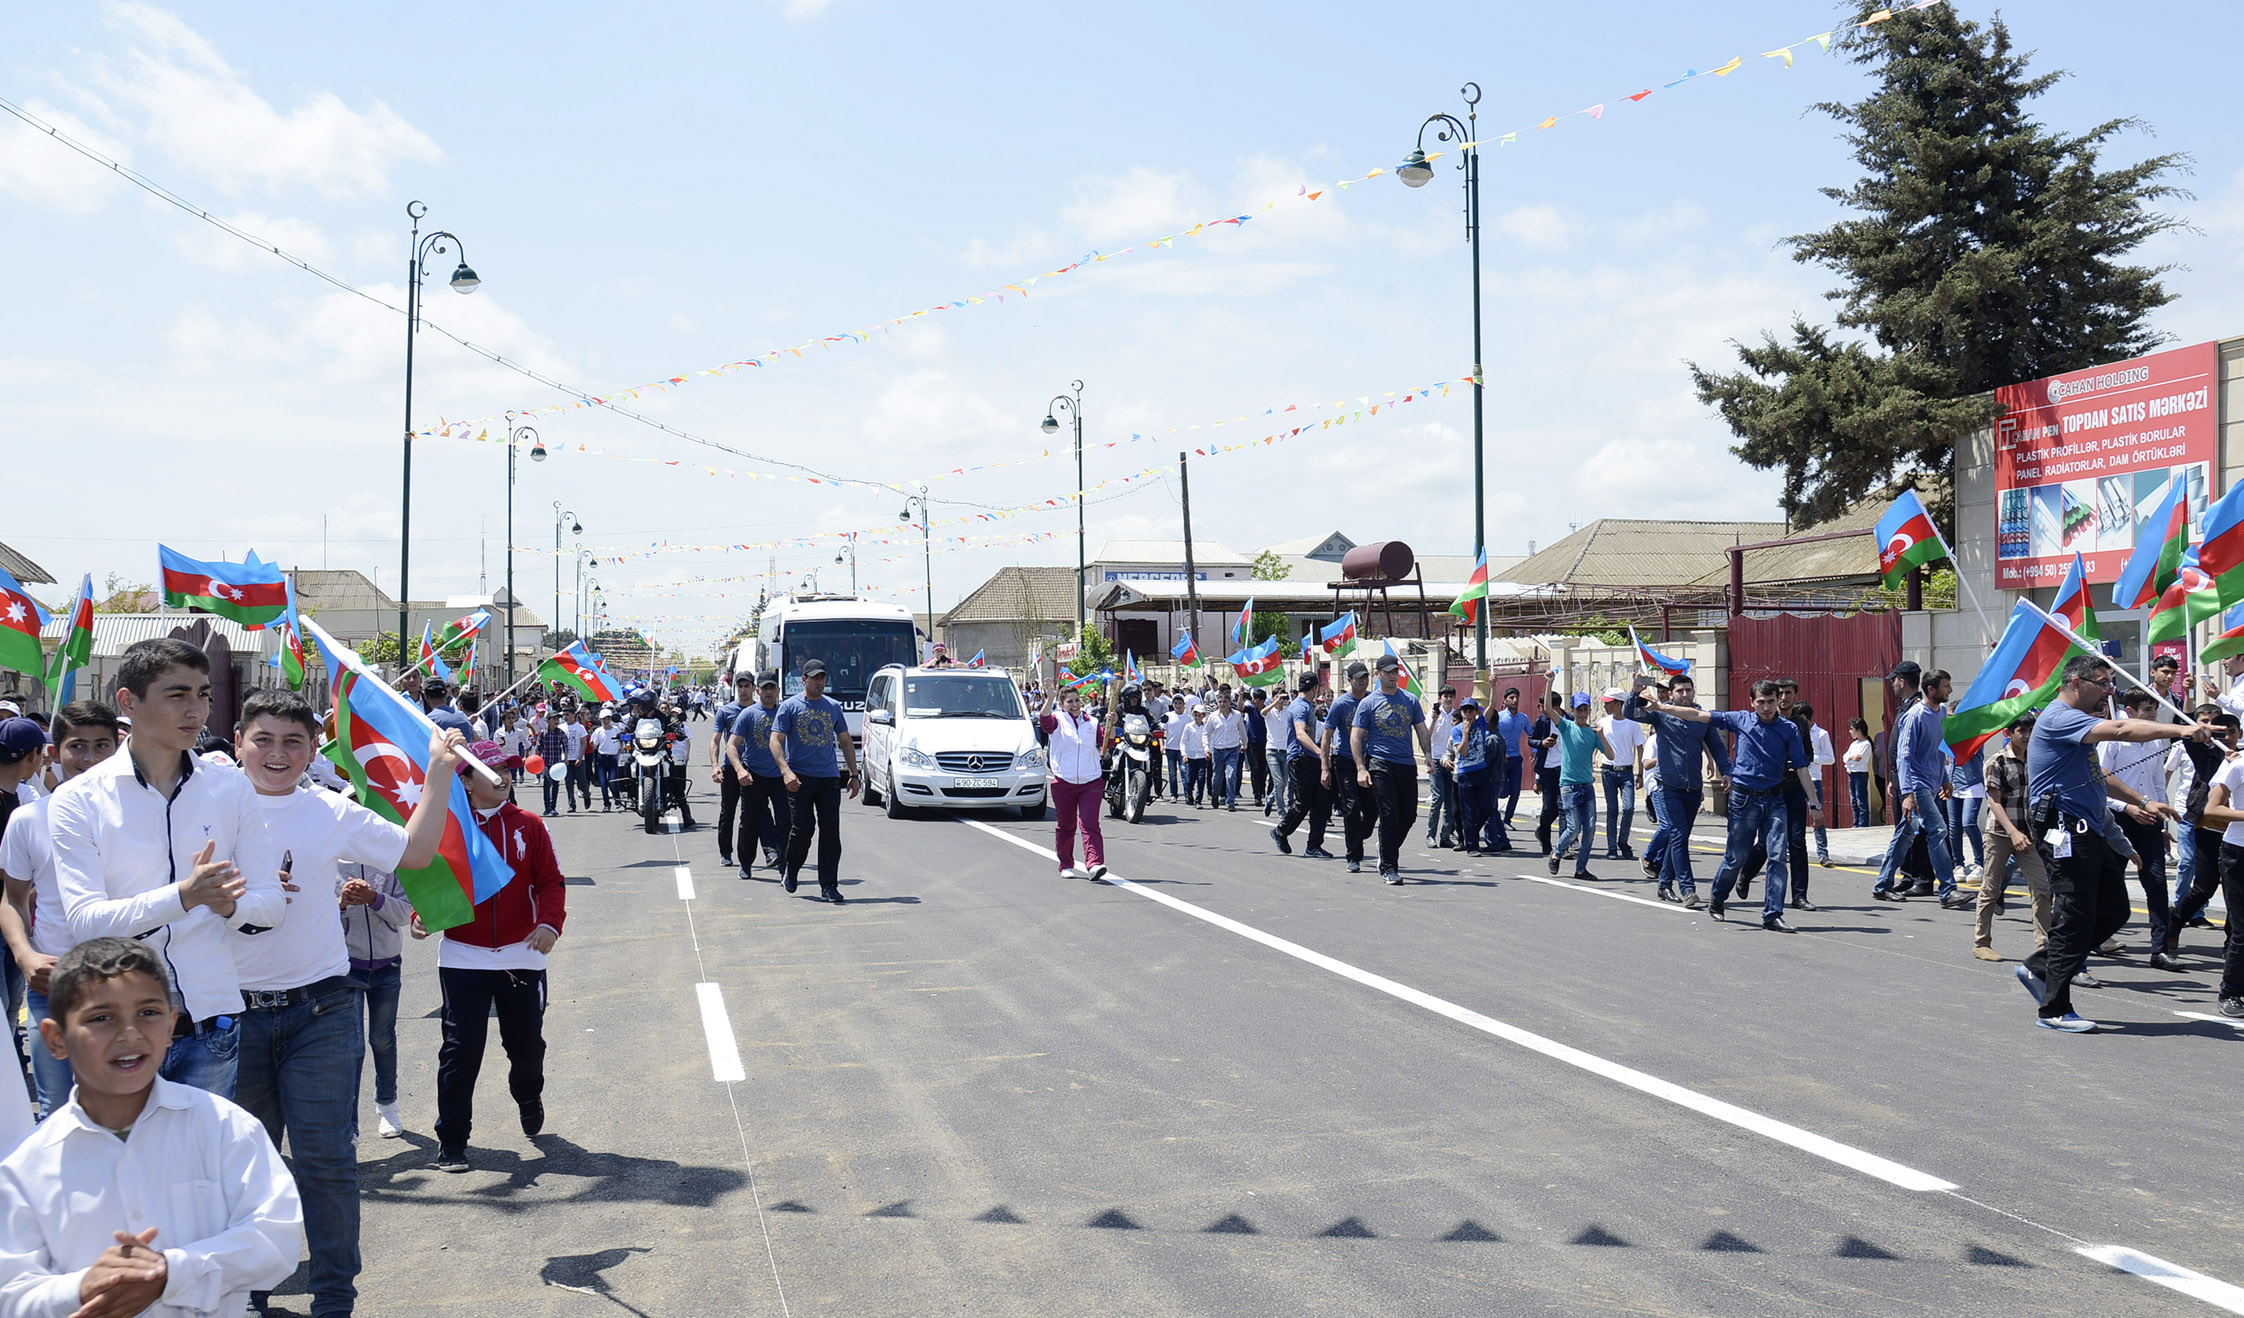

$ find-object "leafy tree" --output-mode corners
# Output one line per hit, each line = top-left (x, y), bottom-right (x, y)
(1251, 550), (1292, 582)
(1691, 3), (2186, 528)
(354, 632), (402, 665)
(1247, 611), (1297, 658)
(1074, 628), (1116, 673)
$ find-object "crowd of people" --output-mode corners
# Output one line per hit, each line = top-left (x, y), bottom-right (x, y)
(0, 637), (576, 1314)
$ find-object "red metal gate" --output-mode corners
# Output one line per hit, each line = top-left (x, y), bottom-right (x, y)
(1726, 612), (1903, 828)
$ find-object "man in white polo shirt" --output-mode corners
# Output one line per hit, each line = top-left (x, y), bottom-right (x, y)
(48, 636), (286, 1098)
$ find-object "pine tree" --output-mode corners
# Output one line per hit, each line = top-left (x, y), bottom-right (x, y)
(1691, 3), (2187, 528)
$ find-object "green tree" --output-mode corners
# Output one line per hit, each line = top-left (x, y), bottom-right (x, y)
(1250, 550), (1292, 582)
(1690, 3), (2185, 528)
(355, 632), (402, 665)
(1074, 628), (1116, 673)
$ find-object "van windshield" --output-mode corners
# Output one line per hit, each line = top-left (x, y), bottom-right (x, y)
(901, 675), (1024, 720)
(781, 620), (919, 699)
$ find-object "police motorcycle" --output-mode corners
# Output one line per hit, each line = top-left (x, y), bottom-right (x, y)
(620, 687), (676, 834)
(1104, 684), (1156, 824)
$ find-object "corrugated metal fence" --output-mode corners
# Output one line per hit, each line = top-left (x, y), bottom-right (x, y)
(1727, 611), (1903, 829)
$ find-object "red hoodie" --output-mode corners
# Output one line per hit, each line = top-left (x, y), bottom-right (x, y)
(442, 800), (568, 951)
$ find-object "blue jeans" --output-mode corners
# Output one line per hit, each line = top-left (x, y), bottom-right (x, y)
(1502, 758), (1524, 822)
(361, 962), (402, 1105)
(1812, 782), (1829, 858)
(1427, 763), (1456, 843)
(162, 1017), (240, 1098)
(1165, 749), (1183, 797)
(1601, 767), (1635, 856)
(1213, 747), (1241, 806)
(1553, 782), (1595, 875)
(1184, 757), (1210, 804)
(23, 989), (71, 1119)
(1714, 787), (1790, 921)
(1652, 786), (1704, 895)
(1264, 747), (1290, 816)
(1874, 793), (1958, 896)
(1945, 792), (1985, 867)
(236, 981), (365, 1314)
(1849, 771), (1870, 830)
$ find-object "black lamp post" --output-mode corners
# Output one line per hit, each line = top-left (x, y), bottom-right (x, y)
(1040, 381), (1087, 647)
(398, 200), (479, 654)
(1398, 84), (1488, 680)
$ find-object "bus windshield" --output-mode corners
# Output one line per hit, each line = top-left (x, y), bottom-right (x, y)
(781, 620), (918, 699)
(901, 674), (1024, 720)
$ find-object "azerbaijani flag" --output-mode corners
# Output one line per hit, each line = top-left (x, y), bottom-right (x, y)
(967, 649), (986, 668)
(0, 566), (51, 680)
(157, 545), (289, 628)
(1942, 554), (2099, 759)
(1228, 637), (1286, 687)
(1231, 598), (1254, 647)
(1058, 664), (1087, 689)
(418, 622), (455, 682)
(1381, 639), (1426, 701)
(539, 640), (625, 702)
(2201, 602), (2244, 664)
(1318, 611), (1358, 657)
(1629, 626), (1691, 677)
(1873, 489), (1945, 590)
(2112, 475), (2190, 610)
(266, 580), (308, 691)
(2149, 545), (2224, 643)
(1123, 651), (1142, 685)
(430, 609), (491, 653)
(1449, 550), (1490, 625)
(301, 617), (515, 932)
(2198, 478), (2244, 605)
(1171, 630), (1201, 667)
(46, 574), (94, 701)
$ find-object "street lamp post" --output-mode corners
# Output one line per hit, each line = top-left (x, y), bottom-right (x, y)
(504, 414), (539, 689)
(398, 200), (480, 653)
(1398, 84), (1487, 685)
(834, 533), (858, 594)
(550, 502), (579, 645)
(573, 548), (596, 638)
(900, 485), (933, 656)
(1040, 381), (1087, 648)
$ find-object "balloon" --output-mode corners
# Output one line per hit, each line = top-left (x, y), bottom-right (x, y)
(548, 762), (571, 782)
(523, 755), (546, 776)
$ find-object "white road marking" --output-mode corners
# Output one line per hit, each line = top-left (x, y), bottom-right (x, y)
(2078, 1246), (2244, 1314)
(695, 982), (747, 1083)
(2173, 1011), (2244, 1029)
(958, 816), (1952, 1192)
(1519, 873), (1683, 912)
(675, 865), (696, 900)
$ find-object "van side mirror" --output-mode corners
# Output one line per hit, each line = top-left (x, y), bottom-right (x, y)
(868, 709), (893, 725)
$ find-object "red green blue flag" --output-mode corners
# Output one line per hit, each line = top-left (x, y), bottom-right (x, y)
(1381, 639), (1425, 702)
(1629, 626), (1691, 677)
(1231, 598), (1254, 647)
(2149, 545), (2223, 643)
(539, 640), (625, 702)
(1873, 489), (1945, 590)
(431, 609), (490, 652)
(2112, 475), (2190, 611)
(302, 616), (515, 932)
(158, 544), (288, 628)
(967, 649), (986, 668)
(2202, 602), (2244, 664)
(1449, 550), (1490, 625)
(1228, 637), (1285, 687)
(2197, 478), (2244, 606)
(266, 580), (308, 691)
(1123, 651), (1142, 684)
(0, 566), (51, 680)
(1942, 554), (2099, 759)
(46, 574), (95, 701)
(1318, 611), (1358, 657)
(1171, 630), (1201, 667)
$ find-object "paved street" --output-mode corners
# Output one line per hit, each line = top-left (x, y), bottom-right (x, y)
(346, 779), (2244, 1316)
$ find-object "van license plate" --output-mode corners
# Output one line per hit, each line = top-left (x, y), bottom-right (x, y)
(956, 776), (1001, 789)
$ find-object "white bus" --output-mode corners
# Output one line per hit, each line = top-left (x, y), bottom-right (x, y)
(730, 594), (922, 738)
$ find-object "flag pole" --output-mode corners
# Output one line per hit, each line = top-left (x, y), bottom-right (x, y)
(1929, 526), (1997, 650)
(303, 619), (505, 787)
(2021, 600), (2199, 726)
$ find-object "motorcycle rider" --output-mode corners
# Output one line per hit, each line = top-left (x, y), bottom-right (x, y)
(1106, 683), (1153, 815)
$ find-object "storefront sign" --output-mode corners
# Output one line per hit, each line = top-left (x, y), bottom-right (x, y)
(1993, 342), (2219, 589)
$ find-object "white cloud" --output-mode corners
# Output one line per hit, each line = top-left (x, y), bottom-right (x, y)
(87, 2), (441, 200)
(0, 101), (132, 213)
(781, 0), (834, 17)
(1495, 204), (1570, 252)
(1061, 166), (1201, 246)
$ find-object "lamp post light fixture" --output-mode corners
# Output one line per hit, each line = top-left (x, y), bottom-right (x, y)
(899, 484), (934, 657)
(504, 414), (538, 689)
(835, 532), (859, 594)
(1039, 381), (1087, 648)
(552, 502), (579, 645)
(1398, 83), (1489, 681)
(573, 548), (597, 639)
(398, 200), (478, 652)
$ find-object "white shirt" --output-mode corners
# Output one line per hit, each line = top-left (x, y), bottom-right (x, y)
(1044, 711), (1104, 785)
(1180, 718), (1211, 759)
(230, 789), (406, 993)
(2165, 741), (2200, 809)
(1429, 709), (1457, 761)
(592, 727), (621, 756)
(0, 1078), (300, 1317)
(1641, 732), (1660, 788)
(1163, 712), (1191, 748)
(2099, 739), (2169, 815)
(1844, 739), (1873, 773)
(2216, 678), (2244, 723)
(668, 726), (692, 765)
(1206, 710), (1245, 751)
(48, 750), (286, 1022)
(562, 722), (588, 759)
(0, 796), (72, 958)
(2216, 759), (2244, 847)
(1597, 716), (1645, 771)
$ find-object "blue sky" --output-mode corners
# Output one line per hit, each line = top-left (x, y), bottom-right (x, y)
(5, 1), (2239, 653)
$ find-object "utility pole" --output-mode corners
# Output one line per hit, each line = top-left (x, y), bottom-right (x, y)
(1179, 451), (1199, 664)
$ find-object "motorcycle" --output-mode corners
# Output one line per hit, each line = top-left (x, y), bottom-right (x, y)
(628, 715), (671, 834)
(1104, 709), (1154, 823)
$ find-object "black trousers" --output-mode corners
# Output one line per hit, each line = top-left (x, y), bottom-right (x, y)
(739, 770), (791, 870)
(1535, 765), (1562, 853)
(435, 967), (546, 1152)
(1741, 779), (1811, 901)
(2172, 841), (2244, 999)
(2025, 826), (2132, 1018)
(1276, 756), (1329, 850)
(718, 766), (744, 857)
(1246, 743), (1269, 803)
(2114, 812), (2172, 949)
(1370, 762), (1418, 872)
(785, 775), (845, 889)
(665, 763), (697, 827)
(1331, 756), (1377, 863)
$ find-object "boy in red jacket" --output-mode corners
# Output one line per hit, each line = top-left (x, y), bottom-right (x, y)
(410, 740), (566, 1173)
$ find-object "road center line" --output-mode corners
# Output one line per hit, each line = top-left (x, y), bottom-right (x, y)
(2174, 1011), (2244, 1030)
(1518, 872), (1682, 911)
(676, 864), (696, 901)
(2078, 1247), (2244, 1312)
(957, 816), (1952, 1192)
(696, 982), (748, 1083)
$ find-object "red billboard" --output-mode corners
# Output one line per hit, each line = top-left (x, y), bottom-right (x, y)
(1993, 342), (2219, 589)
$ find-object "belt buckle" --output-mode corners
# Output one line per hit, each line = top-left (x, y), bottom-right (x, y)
(247, 989), (287, 1010)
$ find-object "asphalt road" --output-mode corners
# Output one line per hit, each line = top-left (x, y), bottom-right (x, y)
(338, 775), (2244, 1317)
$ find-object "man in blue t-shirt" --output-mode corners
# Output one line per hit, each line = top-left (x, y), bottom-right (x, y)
(1637, 679), (1823, 930)
(1351, 654), (1433, 884)
(2019, 654), (2206, 1031)
(711, 672), (755, 869)
(1547, 693), (1611, 880)
(726, 671), (793, 881)
(1496, 688), (1533, 824)
(768, 660), (862, 903)
(1321, 662), (1377, 873)
(1270, 673), (1334, 859)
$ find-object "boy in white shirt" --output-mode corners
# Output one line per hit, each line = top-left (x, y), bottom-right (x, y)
(229, 689), (464, 1317)
(0, 937), (301, 1317)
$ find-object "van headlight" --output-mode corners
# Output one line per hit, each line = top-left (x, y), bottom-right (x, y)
(1014, 747), (1045, 769)
(897, 745), (933, 768)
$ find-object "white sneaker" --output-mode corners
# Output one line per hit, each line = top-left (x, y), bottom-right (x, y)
(1059, 866), (1085, 879)
(377, 1103), (404, 1138)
